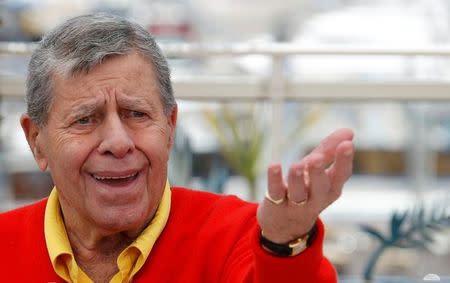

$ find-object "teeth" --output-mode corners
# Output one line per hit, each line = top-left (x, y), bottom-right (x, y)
(93, 172), (137, 180)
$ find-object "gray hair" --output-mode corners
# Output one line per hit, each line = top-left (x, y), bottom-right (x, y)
(26, 13), (175, 126)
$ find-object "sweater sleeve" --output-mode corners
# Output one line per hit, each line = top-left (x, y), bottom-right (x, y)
(219, 218), (337, 283)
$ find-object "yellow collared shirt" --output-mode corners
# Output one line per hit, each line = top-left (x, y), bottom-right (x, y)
(44, 182), (171, 283)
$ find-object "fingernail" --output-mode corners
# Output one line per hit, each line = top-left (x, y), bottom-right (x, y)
(344, 149), (353, 157)
(296, 168), (302, 177)
(314, 161), (323, 169)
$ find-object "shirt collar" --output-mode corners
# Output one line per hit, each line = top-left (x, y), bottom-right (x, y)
(44, 181), (171, 282)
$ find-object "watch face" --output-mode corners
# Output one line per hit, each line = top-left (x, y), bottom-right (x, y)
(288, 234), (309, 256)
(288, 234), (309, 247)
(260, 233), (309, 256)
(290, 240), (308, 256)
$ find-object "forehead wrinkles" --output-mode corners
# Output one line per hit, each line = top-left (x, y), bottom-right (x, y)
(53, 55), (146, 93)
(50, 54), (161, 115)
(51, 73), (132, 114)
(55, 66), (154, 101)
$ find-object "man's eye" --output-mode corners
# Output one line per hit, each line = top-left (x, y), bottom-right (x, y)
(77, 117), (91, 125)
(130, 111), (146, 118)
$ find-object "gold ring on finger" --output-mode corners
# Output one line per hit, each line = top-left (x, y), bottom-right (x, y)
(290, 197), (308, 206)
(265, 191), (285, 205)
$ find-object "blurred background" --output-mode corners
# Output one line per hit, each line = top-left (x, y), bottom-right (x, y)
(1, 0), (449, 282)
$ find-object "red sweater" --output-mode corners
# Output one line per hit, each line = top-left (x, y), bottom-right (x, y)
(0, 187), (337, 282)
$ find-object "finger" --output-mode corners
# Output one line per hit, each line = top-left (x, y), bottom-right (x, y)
(326, 140), (354, 200)
(287, 162), (308, 204)
(307, 153), (331, 204)
(267, 163), (286, 202)
(311, 128), (354, 166)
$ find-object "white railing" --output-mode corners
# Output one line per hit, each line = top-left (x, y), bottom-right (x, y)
(4, 41), (450, 56)
(2, 42), (450, 101)
(2, 42), (450, 195)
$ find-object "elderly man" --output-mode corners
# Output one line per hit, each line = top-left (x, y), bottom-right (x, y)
(0, 14), (354, 282)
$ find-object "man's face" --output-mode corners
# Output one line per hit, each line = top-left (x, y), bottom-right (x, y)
(24, 52), (177, 233)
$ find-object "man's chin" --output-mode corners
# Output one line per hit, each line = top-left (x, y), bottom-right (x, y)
(91, 206), (151, 235)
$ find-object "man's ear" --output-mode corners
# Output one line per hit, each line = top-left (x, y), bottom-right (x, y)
(20, 114), (48, 171)
(167, 104), (178, 149)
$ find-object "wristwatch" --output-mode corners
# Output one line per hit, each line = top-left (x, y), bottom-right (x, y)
(260, 224), (318, 257)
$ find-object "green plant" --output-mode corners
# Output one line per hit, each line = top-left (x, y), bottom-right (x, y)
(204, 105), (264, 200)
(360, 202), (450, 281)
(204, 103), (323, 200)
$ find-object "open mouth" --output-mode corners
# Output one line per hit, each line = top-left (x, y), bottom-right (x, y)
(91, 172), (139, 186)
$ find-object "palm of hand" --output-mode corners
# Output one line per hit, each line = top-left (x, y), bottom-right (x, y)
(257, 128), (354, 243)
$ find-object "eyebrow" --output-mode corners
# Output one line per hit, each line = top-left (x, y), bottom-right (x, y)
(68, 102), (101, 120)
(118, 97), (156, 112)
(64, 96), (158, 122)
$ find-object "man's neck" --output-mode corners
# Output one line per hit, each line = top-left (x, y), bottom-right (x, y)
(60, 203), (148, 282)
(67, 224), (134, 281)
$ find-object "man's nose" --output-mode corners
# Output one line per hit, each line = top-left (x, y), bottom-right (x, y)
(97, 115), (135, 158)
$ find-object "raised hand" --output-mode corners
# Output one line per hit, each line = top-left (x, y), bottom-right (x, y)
(257, 128), (354, 243)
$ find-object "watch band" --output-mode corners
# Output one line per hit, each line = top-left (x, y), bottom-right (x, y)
(260, 223), (318, 257)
